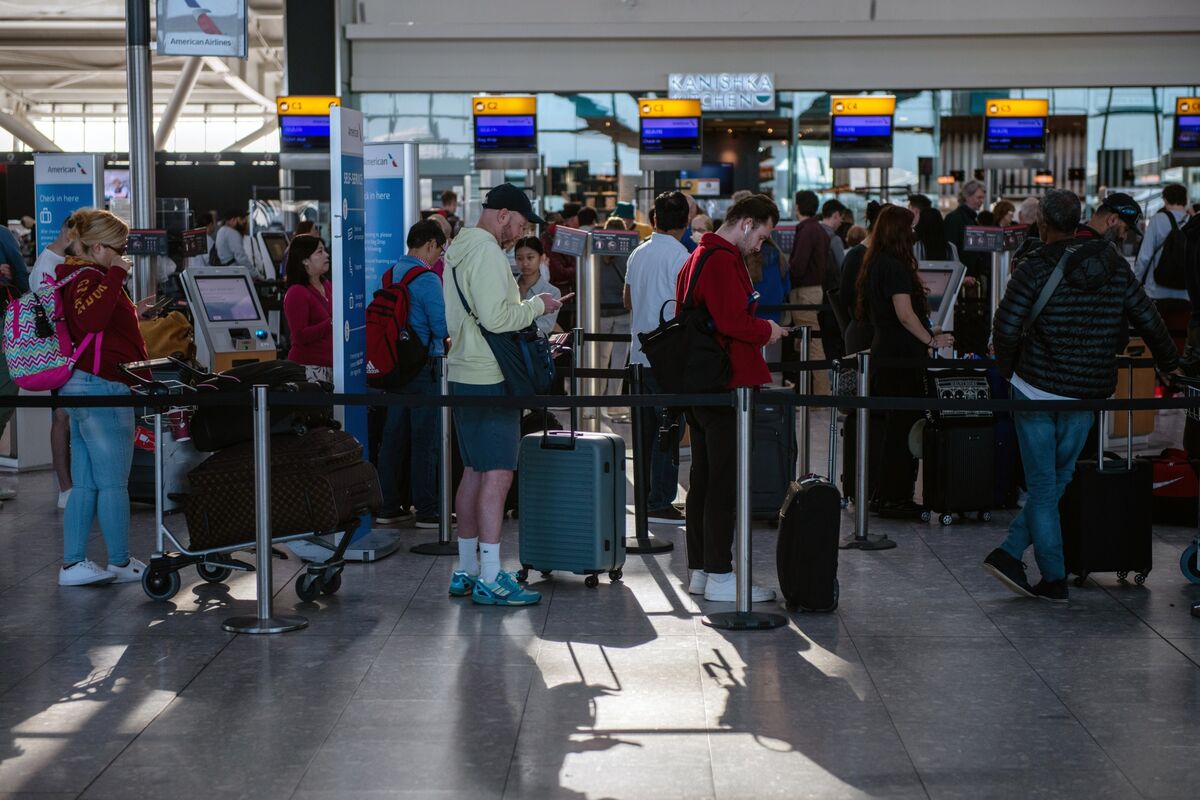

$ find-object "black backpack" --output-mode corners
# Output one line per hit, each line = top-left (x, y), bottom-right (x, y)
(1152, 210), (1189, 290)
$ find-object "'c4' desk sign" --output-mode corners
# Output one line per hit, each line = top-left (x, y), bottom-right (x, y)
(668, 73), (775, 112)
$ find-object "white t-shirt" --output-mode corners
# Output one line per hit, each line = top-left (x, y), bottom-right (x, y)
(28, 247), (65, 289)
(625, 232), (689, 366)
(1011, 373), (1073, 402)
(1135, 208), (1189, 301)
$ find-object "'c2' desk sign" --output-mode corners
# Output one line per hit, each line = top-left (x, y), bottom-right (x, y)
(668, 73), (775, 112)
(33, 154), (104, 254)
(552, 225), (588, 258)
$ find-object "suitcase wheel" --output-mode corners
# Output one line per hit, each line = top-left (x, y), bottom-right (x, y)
(585, 574), (599, 589)
(516, 567), (529, 583)
(978, 511), (992, 523)
(939, 513), (954, 527)
(143, 567), (181, 602)
(1134, 572), (1148, 587)
(196, 562), (233, 584)
(296, 573), (321, 603)
(1181, 543), (1200, 585)
(608, 568), (623, 583)
(920, 510), (931, 523)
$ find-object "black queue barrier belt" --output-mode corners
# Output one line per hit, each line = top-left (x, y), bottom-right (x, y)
(573, 367), (630, 380)
(581, 333), (633, 344)
(756, 303), (829, 313)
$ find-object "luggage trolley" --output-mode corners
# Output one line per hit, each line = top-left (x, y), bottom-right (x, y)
(1179, 378), (1200, 585)
(121, 358), (357, 603)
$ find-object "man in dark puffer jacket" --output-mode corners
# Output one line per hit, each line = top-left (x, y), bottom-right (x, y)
(982, 189), (1178, 603)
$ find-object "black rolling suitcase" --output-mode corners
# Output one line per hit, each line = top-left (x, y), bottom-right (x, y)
(752, 397), (797, 520)
(921, 367), (995, 525)
(777, 380), (841, 612)
(1060, 399), (1153, 585)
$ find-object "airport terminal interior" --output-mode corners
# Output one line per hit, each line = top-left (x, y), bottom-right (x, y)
(1, 1), (1199, 798)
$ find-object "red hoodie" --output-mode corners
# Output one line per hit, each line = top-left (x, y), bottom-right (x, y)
(55, 256), (148, 385)
(675, 233), (772, 388)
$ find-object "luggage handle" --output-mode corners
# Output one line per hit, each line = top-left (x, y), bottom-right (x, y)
(540, 328), (582, 452)
(1098, 358), (1136, 470)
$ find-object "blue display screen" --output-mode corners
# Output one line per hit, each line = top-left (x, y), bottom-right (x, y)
(984, 117), (1046, 152)
(640, 117), (701, 154)
(279, 114), (330, 150)
(474, 115), (536, 152)
(831, 115), (892, 150)
(1174, 115), (1200, 150)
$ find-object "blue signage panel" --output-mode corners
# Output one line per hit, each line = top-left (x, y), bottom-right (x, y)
(33, 154), (103, 253)
(363, 144), (408, 294)
(984, 117), (1046, 153)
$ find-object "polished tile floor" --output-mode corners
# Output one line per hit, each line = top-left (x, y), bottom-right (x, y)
(0, 409), (1198, 800)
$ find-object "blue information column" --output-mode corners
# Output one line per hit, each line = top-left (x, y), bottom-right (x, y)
(363, 142), (420, 294)
(33, 154), (104, 252)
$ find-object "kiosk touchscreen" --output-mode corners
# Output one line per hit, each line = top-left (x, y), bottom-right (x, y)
(1170, 97), (1200, 167)
(258, 230), (290, 277)
(982, 98), (1048, 169)
(181, 266), (277, 371)
(917, 260), (966, 332)
(830, 96), (895, 168)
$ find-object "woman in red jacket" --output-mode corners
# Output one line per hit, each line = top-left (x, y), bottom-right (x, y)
(56, 210), (151, 587)
(282, 236), (332, 378)
(678, 194), (786, 604)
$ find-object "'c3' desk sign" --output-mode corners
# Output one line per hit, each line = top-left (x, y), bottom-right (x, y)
(668, 73), (775, 112)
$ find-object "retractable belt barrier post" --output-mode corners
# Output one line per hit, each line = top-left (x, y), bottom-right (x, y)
(704, 387), (786, 631)
(626, 362), (673, 555)
(841, 353), (896, 551)
(797, 326), (811, 477)
(222, 384), (308, 634)
(412, 356), (456, 556)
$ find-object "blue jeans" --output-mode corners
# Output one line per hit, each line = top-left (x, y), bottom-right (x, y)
(637, 371), (680, 509)
(1000, 387), (1094, 582)
(378, 363), (441, 517)
(60, 371), (135, 565)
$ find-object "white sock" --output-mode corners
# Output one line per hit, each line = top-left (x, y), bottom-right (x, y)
(479, 542), (501, 584)
(457, 537), (479, 576)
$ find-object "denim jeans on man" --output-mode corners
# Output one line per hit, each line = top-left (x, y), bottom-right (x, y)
(637, 371), (680, 509)
(1000, 386), (1094, 582)
(378, 362), (442, 518)
(59, 370), (135, 564)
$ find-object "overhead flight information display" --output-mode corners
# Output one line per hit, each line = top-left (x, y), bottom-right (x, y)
(638, 98), (702, 170)
(829, 95), (895, 168)
(473, 96), (538, 167)
(982, 98), (1048, 167)
(277, 95), (341, 152)
(1172, 97), (1200, 166)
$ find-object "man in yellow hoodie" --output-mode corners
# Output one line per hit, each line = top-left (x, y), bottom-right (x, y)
(444, 183), (566, 606)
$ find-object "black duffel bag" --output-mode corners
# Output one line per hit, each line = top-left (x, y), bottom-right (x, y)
(638, 248), (730, 394)
(190, 359), (336, 452)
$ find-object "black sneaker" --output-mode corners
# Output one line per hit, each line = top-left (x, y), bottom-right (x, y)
(877, 500), (926, 520)
(1032, 579), (1069, 603)
(982, 548), (1035, 598)
(648, 506), (686, 525)
(414, 516), (440, 529)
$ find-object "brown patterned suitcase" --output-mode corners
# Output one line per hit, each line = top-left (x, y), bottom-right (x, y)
(185, 428), (382, 550)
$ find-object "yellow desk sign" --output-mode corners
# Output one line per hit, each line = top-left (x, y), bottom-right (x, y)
(473, 96), (537, 116)
(639, 98), (702, 118)
(986, 99), (1049, 118)
(831, 96), (896, 116)
(276, 96), (341, 116)
(1177, 98), (1200, 115)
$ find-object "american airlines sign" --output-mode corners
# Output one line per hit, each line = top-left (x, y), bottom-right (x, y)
(668, 73), (776, 112)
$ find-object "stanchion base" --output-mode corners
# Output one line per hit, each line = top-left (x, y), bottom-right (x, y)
(703, 611), (788, 631)
(411, 541), (458, 556)
(1192, 601), (1200, 619)
(626, 534), (674, 554)
(840, 535), (898, 551)
(222, 614), (309, 634)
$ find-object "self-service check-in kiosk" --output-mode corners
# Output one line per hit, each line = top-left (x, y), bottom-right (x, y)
(917, 260), (968, 333)
(181, 266), (277, 372)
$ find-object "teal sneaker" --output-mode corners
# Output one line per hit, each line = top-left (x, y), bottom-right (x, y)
(448, 570), (478, 597)
(471, 571), (542, 606)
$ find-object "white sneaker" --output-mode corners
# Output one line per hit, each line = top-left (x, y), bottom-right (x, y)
(703, 572), (776, 603)
(688, 570), (708, 595)
(106, 557), (147, 584)
(57, 489), (71, 510)
(59, 559), (117, 587)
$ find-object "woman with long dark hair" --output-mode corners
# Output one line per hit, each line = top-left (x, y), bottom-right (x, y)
(282, 235), (332, 375)
(857, 206), (954, 515)
(912, 203), (959, 262)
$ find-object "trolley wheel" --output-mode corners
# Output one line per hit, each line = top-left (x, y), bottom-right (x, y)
(1074, 574), (1088, 588)
(1181, 543), (1200, 585)
(978, 511), (992, 523)
(608, 568), (623, 583)
(142, 568), (181, 602)
(1117, 571), (1129, 583)
(319, 571), (342, 596)
(196, 563), (232, 584)
(516, 568), (529, 583)
(939, 513), (954, 527)
(295, 573), (321, 603)
(584, 574), (600, 588)
(920, 510), (932, 523)
(1134, 572), (1148, 586)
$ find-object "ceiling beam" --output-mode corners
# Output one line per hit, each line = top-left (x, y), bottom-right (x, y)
(0, 110), (61, 151)
(155, 57), (204, 150)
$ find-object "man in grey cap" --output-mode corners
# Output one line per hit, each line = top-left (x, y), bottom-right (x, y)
(443, 183), (567, 607)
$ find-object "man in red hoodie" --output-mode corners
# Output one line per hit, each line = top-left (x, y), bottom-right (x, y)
(678, 194), (786, 603)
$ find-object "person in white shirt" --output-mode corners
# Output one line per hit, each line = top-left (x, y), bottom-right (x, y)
(214, 209), (252, 268)
(1134, 184), (1191, 350)
(624, 190), (691, 524)
(28, 219), (72, 289)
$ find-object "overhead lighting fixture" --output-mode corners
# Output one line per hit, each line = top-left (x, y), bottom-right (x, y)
(937, 175), (957, 185)
(1033, 171), (1055, 185)
(766, 127), (774, 134)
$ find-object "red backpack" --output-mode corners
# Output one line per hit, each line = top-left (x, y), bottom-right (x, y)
(365, 264), (434, 389)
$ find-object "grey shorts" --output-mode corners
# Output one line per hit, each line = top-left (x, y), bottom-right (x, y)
(450, 381), (520, 472)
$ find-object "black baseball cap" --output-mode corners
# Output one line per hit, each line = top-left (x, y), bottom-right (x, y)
(1099, 192), (1142, 227)
(482, 183), (545, 226)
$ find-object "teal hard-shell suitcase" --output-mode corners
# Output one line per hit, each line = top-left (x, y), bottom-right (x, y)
(517, 429), (627, 587)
